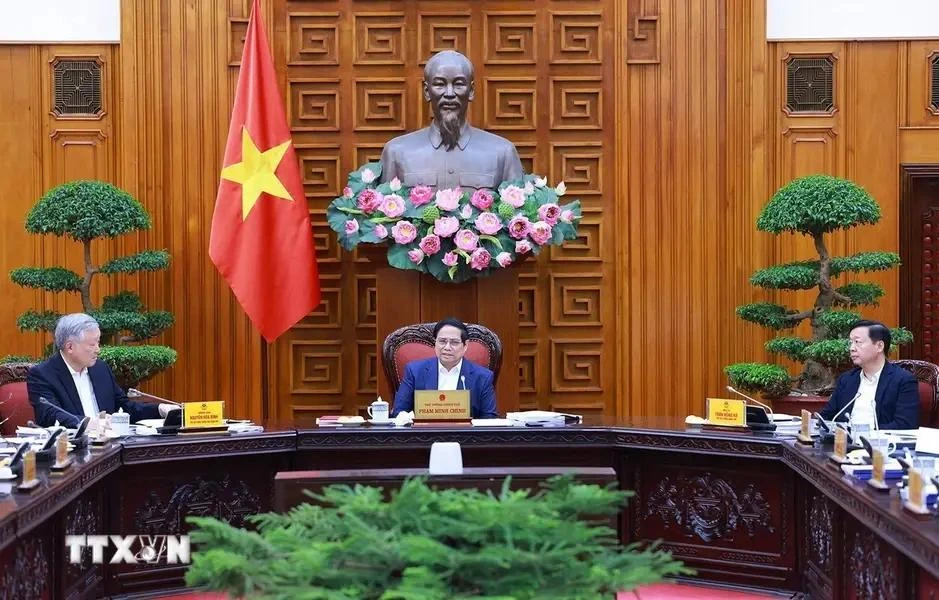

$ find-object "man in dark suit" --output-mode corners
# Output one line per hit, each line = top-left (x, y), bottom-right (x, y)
(818, 319), (919, 430)
(391, 317), (498, 419)
(27, 313), (172, 428)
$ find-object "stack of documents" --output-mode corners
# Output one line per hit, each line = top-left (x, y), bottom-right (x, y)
(506, 411), (581, 427)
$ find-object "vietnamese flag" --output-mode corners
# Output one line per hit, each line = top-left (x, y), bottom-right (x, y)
(209, 0), (320, 342)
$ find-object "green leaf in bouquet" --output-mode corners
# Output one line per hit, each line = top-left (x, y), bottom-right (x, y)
(387, 244), (423, 272)
(479, 235), (503, 251)
(551, 225), (566, 245)
(447, 265), (458, 280)
(426, 255), (454, 282)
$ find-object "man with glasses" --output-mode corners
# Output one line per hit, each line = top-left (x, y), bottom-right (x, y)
(817, 319), (919, 430)
(391, 317), (498, 418)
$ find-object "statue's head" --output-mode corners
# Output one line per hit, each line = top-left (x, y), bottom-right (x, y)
(423, 50), (475, 150)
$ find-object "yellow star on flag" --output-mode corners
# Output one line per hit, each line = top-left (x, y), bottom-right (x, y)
(221, 128), (294, 219)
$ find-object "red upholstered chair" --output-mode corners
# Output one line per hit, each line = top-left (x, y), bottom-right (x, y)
(382, 323), (502, 396)
(0, 362), (36, 436)
(894, 359), (939, 428)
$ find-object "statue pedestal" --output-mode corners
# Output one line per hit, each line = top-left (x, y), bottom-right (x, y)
(367, 246), (519, 413)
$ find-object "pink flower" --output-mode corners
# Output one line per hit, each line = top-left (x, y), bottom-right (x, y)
(391, 221), (417, 244)
(435, 188), (463, 212)
(461, 204), (473, 220)
(357, 188), (383, 213)
(454, 229), (479, 252)
(408, 249), (424, 265)
(474, 212), (502, 235)
(374, 224), (388, 240)
(495, 252), (513, 267)
(537, 203), (561, 225)
(524, 181), (535, 196)
(380, 193), (406, 218)
(442, 252), (459, 267)
(419, 234), (441, 255)
(500, 185), (526, 208)
(343, 186), (353, 199)
(409, 185), (434, 207)
(360, 168), (377, 184)
(434, 216), (460, 238)
(530, 220), (553, 245)
(515, 240), (532, 254)
(560, 209), (575, 224)
(344, 220), (359, 235)
(469, 247), (491, 270)
(470, 188), (495, 210)
(507, 215), (531, 240)
(389, 177), (402, 192)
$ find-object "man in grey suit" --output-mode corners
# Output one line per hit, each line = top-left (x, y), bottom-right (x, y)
(380, 50), (525, 190)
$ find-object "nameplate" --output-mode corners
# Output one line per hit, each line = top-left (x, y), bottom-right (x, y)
(183, 401), (225, 428)
(906, 469), (929, 515)
(415, 390), (470, 420)
(706, 398), (747, 427)
(868, 449), (888, 490)
(833, 428), (848, 461)
(798, 409), (813, 443)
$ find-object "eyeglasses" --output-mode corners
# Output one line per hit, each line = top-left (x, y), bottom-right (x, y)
(435, 338), (464, 348)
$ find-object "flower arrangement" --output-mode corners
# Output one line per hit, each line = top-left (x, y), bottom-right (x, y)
(327, 162), (582, 283)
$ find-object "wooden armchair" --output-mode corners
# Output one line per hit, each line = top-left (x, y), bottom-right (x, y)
(894, 359), (939, 428)
(0, 362), (35, 436)
(381, 323), (502, 396)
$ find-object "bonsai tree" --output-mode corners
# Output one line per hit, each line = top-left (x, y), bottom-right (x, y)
(7, 180), (177, 387)
(184, 475), (688, 599)
(725, 175), (912, 398)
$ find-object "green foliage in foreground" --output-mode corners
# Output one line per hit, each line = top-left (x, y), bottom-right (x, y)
(185, 475), (689, 600)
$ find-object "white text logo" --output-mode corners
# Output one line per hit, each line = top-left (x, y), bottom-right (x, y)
(65, 535), (191, 564)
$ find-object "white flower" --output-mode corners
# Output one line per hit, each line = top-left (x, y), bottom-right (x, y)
(524, 181), (535, 196)
(534, 177), (547, 188)
(460, 204), (473, 219)
(361, 168), (377, 184)
(389, 177), (402, 192)
(555, 181), (567, 196)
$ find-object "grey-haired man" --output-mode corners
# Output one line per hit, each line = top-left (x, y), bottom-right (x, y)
(26, 313), (174, 428)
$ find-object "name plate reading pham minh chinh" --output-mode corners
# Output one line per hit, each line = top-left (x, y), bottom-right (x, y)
(183, 401), (225, 428)
(414, 390), (470, 420)
(706, 398), (747, 427)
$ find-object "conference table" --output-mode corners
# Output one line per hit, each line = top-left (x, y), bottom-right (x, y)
(1, 417), (938, 599)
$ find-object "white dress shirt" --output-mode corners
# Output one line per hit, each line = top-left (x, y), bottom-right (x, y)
(437, 359), (463, 391)
(62, 352), (100, 418)
(850, 364), (884, 427)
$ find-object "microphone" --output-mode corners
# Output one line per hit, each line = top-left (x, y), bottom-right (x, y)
(726, 386), (774, 418)
(38, 396), (81, 427)
(831, 391), (862, 424)
(460, 376), (466, 391)
(127, 388), (182, 406)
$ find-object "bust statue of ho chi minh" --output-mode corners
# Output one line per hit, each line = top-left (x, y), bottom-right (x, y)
(379, 50), (524, 191)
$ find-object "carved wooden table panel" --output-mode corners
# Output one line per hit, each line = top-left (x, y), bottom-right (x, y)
(628, 450), (797, 590)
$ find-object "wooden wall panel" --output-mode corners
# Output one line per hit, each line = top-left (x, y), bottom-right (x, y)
(1, 2), (938, 422)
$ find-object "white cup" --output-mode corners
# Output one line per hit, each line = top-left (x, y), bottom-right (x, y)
(428, 442), (463, 475)
(868, 434), (896, 456)
(0, 466), (13, 479)
(111, 409), (131, 436)
(368, 398), (389, 421)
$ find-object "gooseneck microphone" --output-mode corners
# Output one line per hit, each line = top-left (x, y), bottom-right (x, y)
(726, 385), (775, 418)
(127, 388), (182, 406)
(831, 391), (862, 424)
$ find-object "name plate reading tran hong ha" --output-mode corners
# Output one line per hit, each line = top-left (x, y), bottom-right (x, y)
(415, 390), (470, 421)
(706, 398), (747, 428)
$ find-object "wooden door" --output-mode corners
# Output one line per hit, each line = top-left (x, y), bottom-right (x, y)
(270, 0), (616, 423)
(901, 165), (939, 364)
